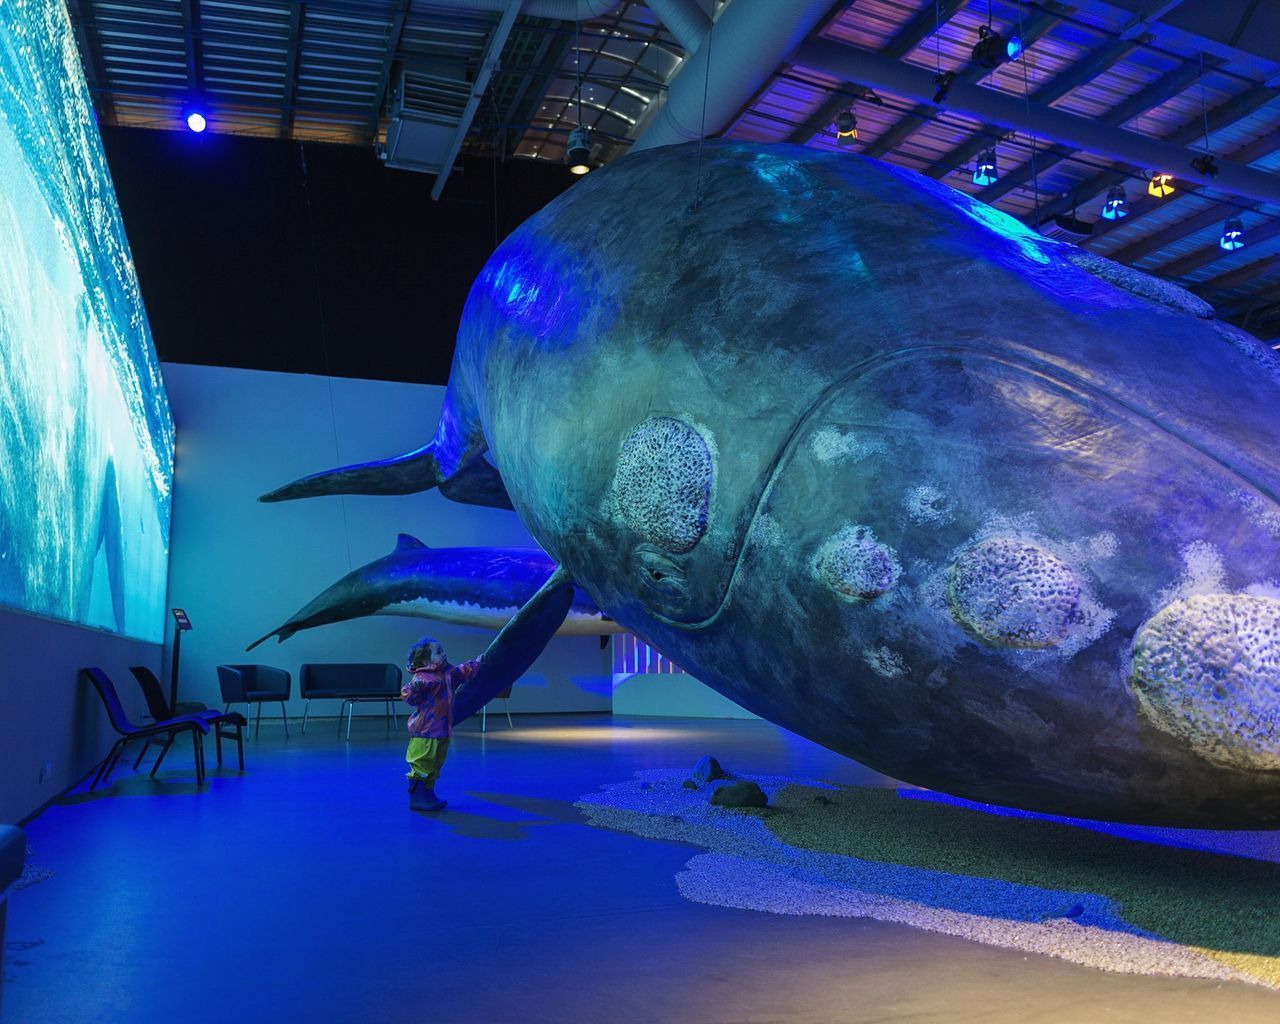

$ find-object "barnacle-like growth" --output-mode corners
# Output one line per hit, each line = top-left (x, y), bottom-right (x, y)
(1131, 593), (1280, 771)
(614, 417), (713, 554)
(948, 538), (1081, 648)
(814, 526), (901, 601)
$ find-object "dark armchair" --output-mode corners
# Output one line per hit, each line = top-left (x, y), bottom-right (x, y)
(217, 664), (291, 738)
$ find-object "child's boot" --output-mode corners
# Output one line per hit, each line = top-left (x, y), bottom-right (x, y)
(408, 778), (446, 812)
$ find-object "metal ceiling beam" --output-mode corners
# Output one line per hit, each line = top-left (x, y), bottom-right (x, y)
(67, 0), (117, 125)
(1193, 251), (1280, 296)
(786, 0), (972, 146)
(1218, 279), (1280, 319)
(1156, 215), (1280, 280)
(281, 2), (305, 139)
(1107, 202), (1234, 264)
(977, 57), (1208, 202)
(1032, 0), (1280, 78)
(431, 0), (523, 199)
(1018, 77), (1280, 224)
(368, 0), (411, 138)
(795, 37), (1280, 205)
(179, 0), (203, 94)
(922, 35), (1138, 181)
(858, 4), (1067, 161)
(1085, 124), (1280, 247)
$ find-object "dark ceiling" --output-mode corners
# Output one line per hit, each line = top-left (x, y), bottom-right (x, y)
(70, 0), (1280, 344)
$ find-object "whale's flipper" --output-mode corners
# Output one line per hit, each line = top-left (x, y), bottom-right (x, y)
(452, 566), (575, 724)
(258, 385), (512, 509)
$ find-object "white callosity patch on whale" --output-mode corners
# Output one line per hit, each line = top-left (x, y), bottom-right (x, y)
(807, 426), (886, 464)
(611, 416), (713, 554)
(1131, 593), (1280, 771)
(748, 512), (784, 549)
(863, 645), (908, 679)
(384, 597), (613, 635)
(1156, 540), (1227, 611)
(903, 484), (955, 526)
(812, 525), (901, 602)
(1067, 251), (1214, 319)
(1233, 488), (1280, 539)
(949, 538), (1082, 649)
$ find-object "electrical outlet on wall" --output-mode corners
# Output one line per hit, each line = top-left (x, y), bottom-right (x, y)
(39, 761), (52, 784)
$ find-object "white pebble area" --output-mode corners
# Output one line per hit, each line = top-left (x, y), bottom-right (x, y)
(576, 770), (1274, 988)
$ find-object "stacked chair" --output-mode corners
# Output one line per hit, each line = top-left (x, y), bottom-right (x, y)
(81, 668), (212, 788)
(129, 666), (247, 771)
(216, 665), (292, 737)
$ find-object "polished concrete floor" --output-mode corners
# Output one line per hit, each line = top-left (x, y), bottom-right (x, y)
(7, 714), (1280, 1024)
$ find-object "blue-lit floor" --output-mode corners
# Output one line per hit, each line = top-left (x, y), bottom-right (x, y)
(8, 715), (1279, 1023)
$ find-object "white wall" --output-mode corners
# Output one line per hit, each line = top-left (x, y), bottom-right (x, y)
(613, 673), (759, 719)
(161, 363), (611, 719)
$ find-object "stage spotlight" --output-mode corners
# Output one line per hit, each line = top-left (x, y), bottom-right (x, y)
(184, 108), (207, 133)
(1190, 153), (1220, 178)
(972, 25), (1021, 69)
(1101, 185), (1128, 220)
(1220, 217), (1245, 251)
(566, 126), (591, 175)
(932, 70), (956, 105)
(973, 148), (998, 187)
(1148, 172), (1175, 198)
(835, 107), (858, 146)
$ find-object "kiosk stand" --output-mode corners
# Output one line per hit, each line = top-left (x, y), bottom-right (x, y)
(169, 608), (193, 714)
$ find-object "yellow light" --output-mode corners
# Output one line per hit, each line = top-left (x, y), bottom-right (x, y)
(1148, 173), (1175, 198)
(836, 127), (858, 141)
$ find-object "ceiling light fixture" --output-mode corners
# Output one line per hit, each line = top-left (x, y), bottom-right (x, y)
(184, 106), (207, 133)
(1101, 185), (1128, 220)
(835, 107), (858, 146)
(566, 126), (591, 175)
(1220, 217), (1245, 250)
(932, 70), (956, 105)
(1148, 172), (1175, 198)
(973, 148), (998, 187)
(1190, 153), (1220, 178)
(972, 24), (1021, 69)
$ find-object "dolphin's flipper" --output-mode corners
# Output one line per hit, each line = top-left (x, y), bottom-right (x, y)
(452, 567), (575, 724)
(258, 383), (512, 508)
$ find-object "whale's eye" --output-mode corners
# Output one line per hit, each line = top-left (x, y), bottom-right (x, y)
(614, 417), (713, 553)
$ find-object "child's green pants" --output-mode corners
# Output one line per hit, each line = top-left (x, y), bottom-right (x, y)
(405, 737), (449, 783)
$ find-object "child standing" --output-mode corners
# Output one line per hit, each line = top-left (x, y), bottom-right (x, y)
(402, 635), (478, 812)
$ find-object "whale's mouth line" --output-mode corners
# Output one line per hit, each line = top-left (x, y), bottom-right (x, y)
(645, 340), (1280, 634)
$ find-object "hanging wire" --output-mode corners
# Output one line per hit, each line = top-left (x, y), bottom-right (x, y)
(1198, 51), (1212, 154)
(1016, 4), (1040, 227)
(298, 141), (354, 573)
(934, 0), (942, 74)
(691, 12), (715, 211)
(575, 12), (584, 129)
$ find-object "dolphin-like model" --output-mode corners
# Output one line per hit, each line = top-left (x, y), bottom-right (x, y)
(260, 141), (1280, 827)
(246, 534), (620, 650)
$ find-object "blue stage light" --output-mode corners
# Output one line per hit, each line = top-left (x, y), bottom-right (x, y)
(1101, 185), (1127, 220)
(185, 109), (207, 133)
(1006, 34), (1023, 61)
(1220, 217), (1245, 251)
(973, 148), (998, 187)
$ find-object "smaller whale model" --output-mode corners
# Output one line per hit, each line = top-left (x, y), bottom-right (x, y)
(247, 534), (620, 650)
(260, 141), (1280, 827)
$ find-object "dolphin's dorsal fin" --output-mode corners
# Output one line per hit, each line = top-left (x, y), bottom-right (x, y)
(396, 533), (429, 552)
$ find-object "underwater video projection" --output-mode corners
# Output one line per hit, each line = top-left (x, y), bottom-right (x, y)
(0, 0), (173, 643)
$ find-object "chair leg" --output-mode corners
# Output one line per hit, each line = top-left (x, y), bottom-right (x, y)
(150, 735), (174, 777)
(236, 724), (245, 771)
(215, 725), (224, 767)
(91, 740), (124, 791)
(280, 702), (289, 738)
(255, 702), (262, 738)
(132, 738), (151, 770)
(482, 704), (487, 734)
(391, 700), (397, 729)
(346, 701), (354, 742)
(302, 699), (310, 735)
(504, 698), (513, 730)
(192, 732), (204, 785)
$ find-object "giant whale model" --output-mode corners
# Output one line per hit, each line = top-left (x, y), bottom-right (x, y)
(261, 141), (1280, 827)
